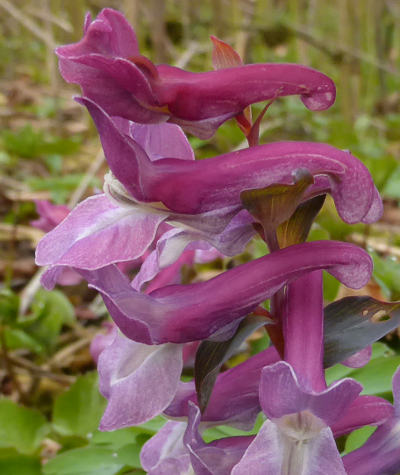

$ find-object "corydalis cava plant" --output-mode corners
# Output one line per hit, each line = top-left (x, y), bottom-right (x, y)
(33, 8), (400, 475)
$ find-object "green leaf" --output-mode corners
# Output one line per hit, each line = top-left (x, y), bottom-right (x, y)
(2, 125), (45, 158)
(2, 125), (81, 159)
(0, 449), (41, 475)
(131, 416), (167, 435)
(249, 330), (270, 355)
(90, 427), (138, 450)
(195, 314), (271, 412)
(53, 372), (106, 438)
(324, 296), (400, 368)
(344, 426), (376, 454)
(27, 175), (100, 204)
(203, 413), (266, 443)
(42, 446), (124, 475)
(0, 289), (19, 325)
(382, 165), (400, 199)
(308, 227), (330, 242)
(0, 399), (49, 454)
(372, 252), (400, 299)
(345, 354), (400, 396)
(4, 328), (43, 354)
(325, 343), (392, 386)
(116, 443), (142, 468)
(316, 196), (364, 241)
(252, 238), (269, 259)
(322, 271), (340, 302)
(24, 289), (75, 351)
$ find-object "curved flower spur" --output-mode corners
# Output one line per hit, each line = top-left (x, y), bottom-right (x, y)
(80, 241), (372, 345)
(56, 8), (336, 139)
(35, 98), (382, 280)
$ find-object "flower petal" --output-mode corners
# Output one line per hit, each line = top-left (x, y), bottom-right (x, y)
(283, 271), (325, 392)
(57, 8), (139, 58)
(31, 200), (70, 232)
(232, 419), (346, 474)
(259, 361), (362, 427)
(35, 194), (165, 270)
(342, 417), (400, 475)
(231, 420), (282, 475)
(184, 403), (253, 475)
(341, 346), (372, 369)
(155, 62), (336, 135)
(98, 333), (183, 429)
(133, 213), (252, 292)
(130, 122), (194, 161)
(151, 143), (381, 224)
(331, 395), (394, 438)
(90, 322), (117, 364)
(140, 421), (191, 475)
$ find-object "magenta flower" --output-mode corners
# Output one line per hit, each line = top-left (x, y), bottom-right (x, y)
(90, 245), (224, 430)
(141, 347), (279, 474)
(89, 321), (117, 364)
(31, 200), (70, 232)
(231, 363), (356, 473)
(35, 111), (255, 279)
(166, 346), (281, 429)
(230, 273), (393, 474)
(35, 98), (382, 279)
(132, 230), (222, 293)
(56, 8), (336, 139)
(72, 240), (372, 433)
(81, 241), (371, 345)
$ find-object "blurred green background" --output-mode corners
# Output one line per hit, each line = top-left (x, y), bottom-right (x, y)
(0, 1), (400, 474)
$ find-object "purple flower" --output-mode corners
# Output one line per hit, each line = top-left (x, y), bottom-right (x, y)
(89, 321), (117, 364)
(166, 346), (281, 429)
(36, 118), (239, 288)
(56, 8), (336, 139)
(90, 244), (224, 429)
(80, 240), (371, 345)
(343, 366), (400, 475)
(231, 362), (355, 474)
(185, 402), (254, 475)
(80, 241), (371, 432)
(140, 420), (192, 474)
(141, 346), (279, 474)
(131, 229), (222, 293)
(35, 98), (382, 278)
(231, 273), (393, 474)
(31, 200), (70, 232)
